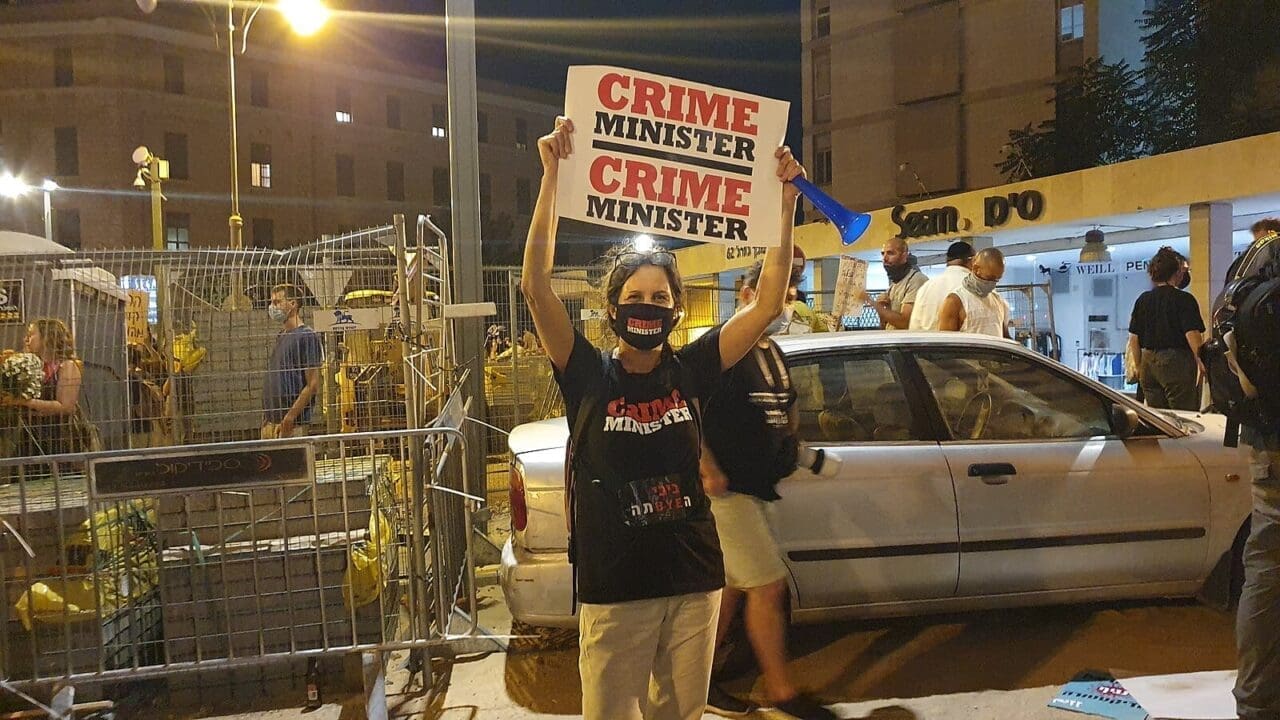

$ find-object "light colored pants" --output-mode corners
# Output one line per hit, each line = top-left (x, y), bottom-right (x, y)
(710, 492), (788, 590)
(1236, 442), (1280, 720)
(578, 590), (721, 720)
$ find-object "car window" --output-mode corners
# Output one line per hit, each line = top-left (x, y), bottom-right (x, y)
(915, 349), (1113, 441)
(790, 352), (922, 443)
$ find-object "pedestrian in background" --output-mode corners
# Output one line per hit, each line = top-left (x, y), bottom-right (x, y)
(861, 238), (926, 330)
(10, 318), (99, 455)
(261, 283), (322, 439)
(938, 248), (1010, 338)
(909, 241), (974, 331)
(1126, 247), (1205, 411)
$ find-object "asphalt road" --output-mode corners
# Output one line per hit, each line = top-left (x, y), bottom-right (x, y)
(500, 597), (1238, 715)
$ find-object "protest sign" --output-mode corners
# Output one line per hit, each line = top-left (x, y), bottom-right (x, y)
(557, 66), (790, 247)
(831, 256), (868, 319)
(125, 290), (149, 345)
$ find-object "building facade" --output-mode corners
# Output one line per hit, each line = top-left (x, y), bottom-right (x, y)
(801, 0), (1147, 214)
(0, 1), (561, 257)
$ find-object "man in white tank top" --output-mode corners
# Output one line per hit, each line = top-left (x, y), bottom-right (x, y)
(938, 248), (1011, 339)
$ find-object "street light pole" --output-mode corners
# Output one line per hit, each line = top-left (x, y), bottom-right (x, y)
(42, 188), (52, 244)
(225, 0), (243, 249)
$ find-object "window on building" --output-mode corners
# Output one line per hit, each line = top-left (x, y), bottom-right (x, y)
(515, 117), (528, 150)
(813, 47), (831, 124)
(386, 95), (401, 130)
(54, 48), (73, 87)
(477, 111), (489, 143)
(250, 70), (269, 107)
(165, 212), (190, 250)
(432, 166), (450, 206)
(432, 103), (447, 138)
(165, 132), (189, 180)
(54, 126), (78, 177)
(336, 87), (353, 124)
(814, 1), (830, 39)
(516, 177), (531, 215)
(252, 218), (274, 248)
(336, 154), (355, 196)
(479, 173), (491, 216)
(164, 54), (185, 94)
(386, 160), (405, 201)
(1060, 3), (1085, 41)
(250, 143), (271, 189)
(813, 132), (832, 186)
(55, 208), (80, 249)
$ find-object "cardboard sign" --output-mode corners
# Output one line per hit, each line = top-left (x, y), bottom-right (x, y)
(831, 256), (869, 318)
(125, 290), (149, 345)
(557, 66), (790, 247)
(312, 307), (391, 333)
(0, 279), (24, 325)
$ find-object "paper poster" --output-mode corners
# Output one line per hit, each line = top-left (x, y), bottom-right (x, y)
(1048, 677), (1148, 720)
(557, 66), (790, 247)
(831, 256), (868, 319)
(0, 279), (23, 324)
(125, 290), (149, 345)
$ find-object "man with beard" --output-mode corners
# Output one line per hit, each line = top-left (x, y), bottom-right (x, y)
(861, 237), (926, 330)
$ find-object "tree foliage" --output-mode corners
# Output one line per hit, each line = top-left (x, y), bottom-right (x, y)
(999, 0), (1280, 181)
(999, 58), (1146, 181)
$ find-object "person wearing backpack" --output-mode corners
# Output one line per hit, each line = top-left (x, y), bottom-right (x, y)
(1126, 247), (1205, 411)
(520, 116), (806, 720)
(1209, 218), (1280, 720)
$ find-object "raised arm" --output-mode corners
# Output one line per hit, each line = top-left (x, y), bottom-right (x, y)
(519, 117), (577, 372)
(717, 147), (804, 371)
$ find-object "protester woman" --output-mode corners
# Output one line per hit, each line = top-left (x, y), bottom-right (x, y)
(13, 318), (98, 455)
(1126, 247), (1205, 410)
(521, 116), (802, 720)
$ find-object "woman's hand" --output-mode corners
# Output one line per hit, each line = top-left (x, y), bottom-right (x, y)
(537, 116), (574, 176)
(776, 146), (805, 205)
(0, 395), (28, 408)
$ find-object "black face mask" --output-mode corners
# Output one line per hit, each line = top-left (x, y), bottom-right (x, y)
(612, 303), (676, 350)
(885, 262), (912, 284)
(1178, 269), (1191, 290)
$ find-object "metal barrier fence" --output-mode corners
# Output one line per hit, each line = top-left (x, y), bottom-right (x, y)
(0, 401), (485, 710)
(0, 222), (450, 457)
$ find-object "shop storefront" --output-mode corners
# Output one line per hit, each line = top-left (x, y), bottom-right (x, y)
(675, 130), (1280, 388)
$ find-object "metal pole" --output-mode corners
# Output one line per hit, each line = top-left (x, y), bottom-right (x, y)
(150, 158), (164, 251)
(42, 190), (52, 244)
(226, 0), (243, 249)
(444, 0), (488, 506)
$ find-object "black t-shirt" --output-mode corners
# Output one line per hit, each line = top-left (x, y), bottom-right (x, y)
(555, 326), (726, 604)
(703, 339), (797, 502)
(1129, 285), (1205, 351)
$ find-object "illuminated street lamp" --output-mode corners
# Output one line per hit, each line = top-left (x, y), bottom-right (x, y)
(138, 0), (328, 249)
(0, 173), (60, 244)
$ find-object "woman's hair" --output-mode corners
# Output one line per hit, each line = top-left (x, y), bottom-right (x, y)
(31, 318), (77, 361)
(1148, 247), (1182, 283)
(599, 244), (684, 311)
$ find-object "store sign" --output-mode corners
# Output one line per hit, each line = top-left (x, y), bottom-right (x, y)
(92, 445), (313, 496)
(313, 307), (390, 332)
(892, 204), (960, 239)
(984, 190), (1045, 227)
(0, 279), (23, 324)
(892, 190), (1046, 240)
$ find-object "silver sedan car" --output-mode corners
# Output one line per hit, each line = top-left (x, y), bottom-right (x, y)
(500, 332), (1253, 628)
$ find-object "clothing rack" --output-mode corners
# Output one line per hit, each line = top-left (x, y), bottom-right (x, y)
(1076, 349), (1127, 390)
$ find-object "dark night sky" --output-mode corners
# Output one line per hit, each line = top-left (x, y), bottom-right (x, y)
(345, 0), (803, 151)
(471, 1), (802, 149)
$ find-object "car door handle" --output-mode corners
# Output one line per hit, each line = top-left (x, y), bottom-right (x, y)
(968, 463), (1016, 485)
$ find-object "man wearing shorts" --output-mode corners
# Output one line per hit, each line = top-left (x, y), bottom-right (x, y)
(700, 262), (836, 720)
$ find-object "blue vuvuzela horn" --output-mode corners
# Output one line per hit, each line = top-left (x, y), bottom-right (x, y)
(791, 177), (872, 246)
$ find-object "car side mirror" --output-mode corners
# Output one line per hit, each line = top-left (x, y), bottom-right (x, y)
(1111, 403), (1140, 439)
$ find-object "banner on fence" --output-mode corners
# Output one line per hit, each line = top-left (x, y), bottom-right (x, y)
(557, 66), (789, 247)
